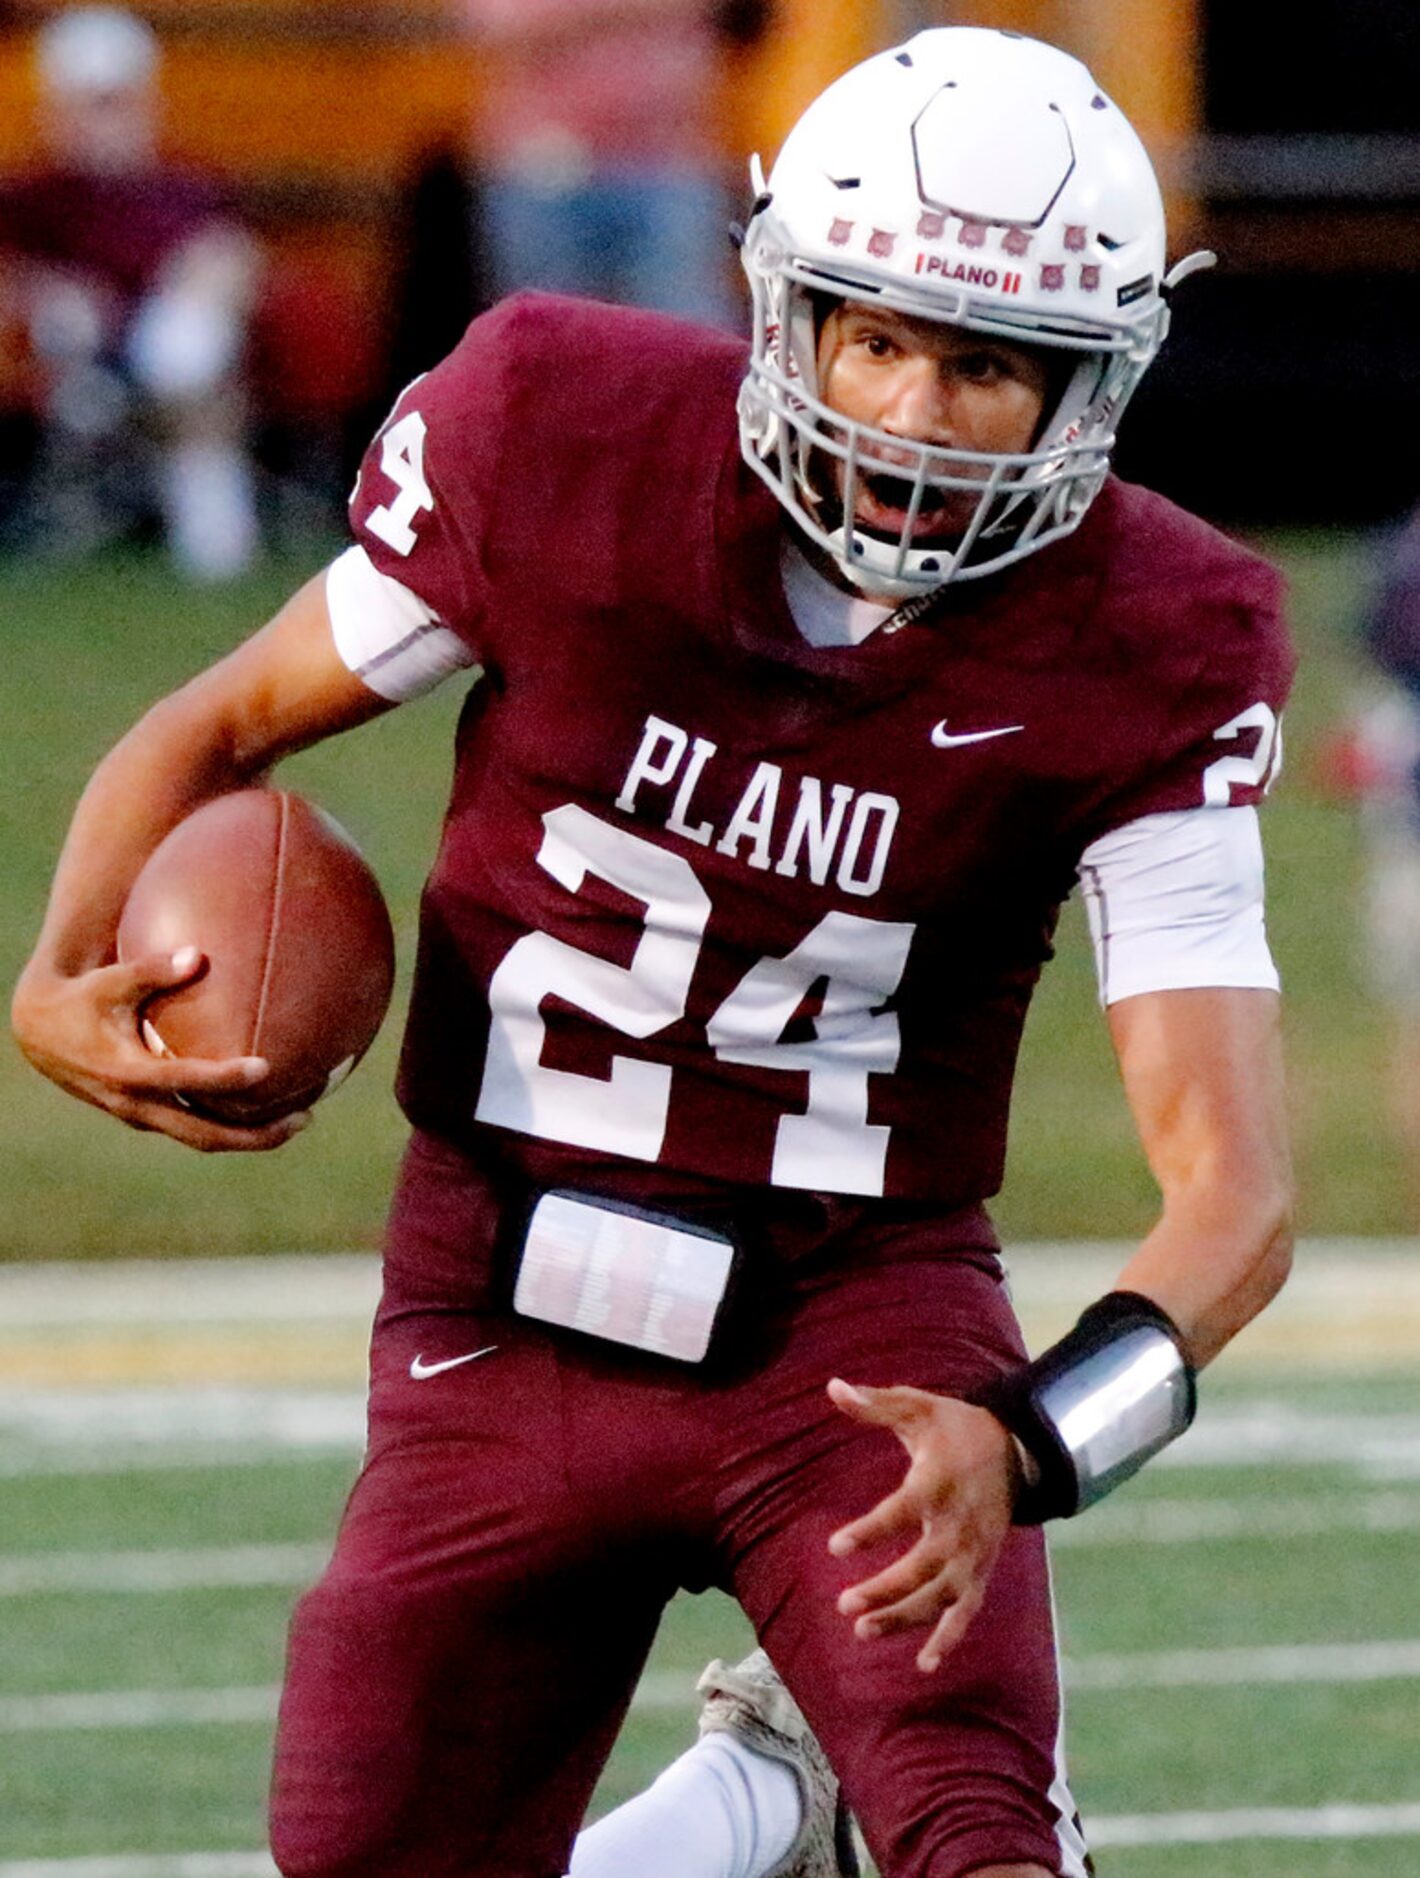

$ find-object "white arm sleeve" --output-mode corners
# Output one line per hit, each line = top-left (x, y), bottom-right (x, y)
(325, 544), (476, 702)
(1078, 807), (1279, 1007)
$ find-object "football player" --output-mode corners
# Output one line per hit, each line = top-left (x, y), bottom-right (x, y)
(0, 7), (261, 577)
(13, 28), (1294, 1878)
(1331, 508), (1420, 1225)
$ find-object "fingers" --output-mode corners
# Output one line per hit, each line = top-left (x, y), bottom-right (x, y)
(838, 1538), (965, 1634)
(112, 943), (206, 1001)
(836, 1526), (990, 1671)
(82, 1068), (310, 1151)
(916, 1586), (987, 1675)
(142, 1104), (311, 1154)
(16, 954), (307, 1153)
(825, 1380), (1014, 1673)
(100, 950), (277, 1097)
(828, 1481), (918, 1558)
(121, 1048), (273, 1098)
(826, 1378), (941, 1558)
(86, 953), (298, 1146)
(123, 946), (205, 991)
(827, 1377), (936, 1432)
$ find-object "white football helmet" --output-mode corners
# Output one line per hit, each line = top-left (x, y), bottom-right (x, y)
(738, 26), (1211, 598)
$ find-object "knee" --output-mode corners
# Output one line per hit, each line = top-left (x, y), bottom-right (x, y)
(267, 1827), (385, 1878)
(268, 1580), (429, 1878)
(268, 1765), (399, 1878)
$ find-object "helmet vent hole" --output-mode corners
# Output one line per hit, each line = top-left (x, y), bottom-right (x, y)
(895, 51), (913, 66)
(1092, 95), (1108, 110)
(829, 176), (861, 190)
(1098, 233), (1123, 251)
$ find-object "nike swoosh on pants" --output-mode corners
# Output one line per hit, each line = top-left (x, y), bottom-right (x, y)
(409, 1345), (499, 1380)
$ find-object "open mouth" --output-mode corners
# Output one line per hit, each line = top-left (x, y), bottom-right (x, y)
(853, 469), (975, 543)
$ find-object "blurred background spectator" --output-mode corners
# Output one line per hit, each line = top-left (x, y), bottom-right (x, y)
(458, 0), (769, 331)
(0, 0), (1415, 560)
(0, 5), (261, 578)
(1319, 512), (1420, 1221)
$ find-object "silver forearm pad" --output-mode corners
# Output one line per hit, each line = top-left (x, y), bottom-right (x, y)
(970, 1292), (1197, 1523)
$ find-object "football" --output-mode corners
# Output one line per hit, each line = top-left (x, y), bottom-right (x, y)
(116, 788), (396, 1125)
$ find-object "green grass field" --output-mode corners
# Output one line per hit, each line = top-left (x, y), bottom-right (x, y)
(3, 1249), (1419, 1875)
(3, 528), (1419, 1874)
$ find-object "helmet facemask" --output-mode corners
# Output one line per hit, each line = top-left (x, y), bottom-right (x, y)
(736, 28), (1202, 601)
(740, 219), (1168, 600)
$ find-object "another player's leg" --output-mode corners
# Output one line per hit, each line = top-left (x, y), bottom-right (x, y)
(569, 1648), (857, 1878)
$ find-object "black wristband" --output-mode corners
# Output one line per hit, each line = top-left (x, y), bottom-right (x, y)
(970, 1291), (1197, 1524)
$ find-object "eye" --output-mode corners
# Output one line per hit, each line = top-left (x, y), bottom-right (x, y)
(954, 350), (1004, 383)
(860, 330), (898, 359)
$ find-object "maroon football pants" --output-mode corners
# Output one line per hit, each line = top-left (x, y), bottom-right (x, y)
(269, 1164), (1084, 1878)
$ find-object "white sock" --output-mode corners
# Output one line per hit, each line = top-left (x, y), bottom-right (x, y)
(161, 439), (258, 580)
(568, 1731), (803, 1878)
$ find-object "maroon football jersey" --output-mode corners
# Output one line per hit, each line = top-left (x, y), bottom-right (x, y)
(0, 166), (231, 312)
(349, 294), (1294, 1209)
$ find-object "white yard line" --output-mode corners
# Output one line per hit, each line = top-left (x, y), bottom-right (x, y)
(0, 1688), (279, 1732)
(0, 1256), (381, 1327)
(0, 1448), (345, 1480)
(1088, 1802), (1420, 1847)
(1049, 1487), (1420, 1545)
(7, 1637), (1420, 1736)
(3, 1490), (1419, 1597)
(0, 1390), (366, 1472)
(9, 1396), (1420, 1478)
(0, 1544), (328, 1596)
(5, 1804), (1420, 1873)
(1155, 1404), (1420, 1477)
(1063, 1637), (1420, 1689)
(0, 1860), (279, 1878)
(1, 1678), (668, 1735)
(4, 1240), (1418, 1330)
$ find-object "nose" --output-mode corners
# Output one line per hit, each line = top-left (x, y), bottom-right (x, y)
(880, 359), (956, 447)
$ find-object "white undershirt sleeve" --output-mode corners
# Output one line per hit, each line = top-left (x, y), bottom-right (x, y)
(1078, 806), (1279, 1007)
(325, 544), (477, 702)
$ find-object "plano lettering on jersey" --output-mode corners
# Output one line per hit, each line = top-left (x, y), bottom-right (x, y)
(615, 714), (899, 899)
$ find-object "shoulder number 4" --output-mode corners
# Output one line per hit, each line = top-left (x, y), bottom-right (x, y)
(367, 409), (433, 556)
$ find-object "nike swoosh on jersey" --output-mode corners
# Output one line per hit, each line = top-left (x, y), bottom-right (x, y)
(930, 721), (1025, 749)
(409, 1345), (499, 1380)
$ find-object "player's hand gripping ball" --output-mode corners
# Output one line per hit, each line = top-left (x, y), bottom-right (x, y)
(117, 789), (395, 1126)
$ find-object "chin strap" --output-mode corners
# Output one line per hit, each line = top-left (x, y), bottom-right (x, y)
(969, 1291), (1197, 1523)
